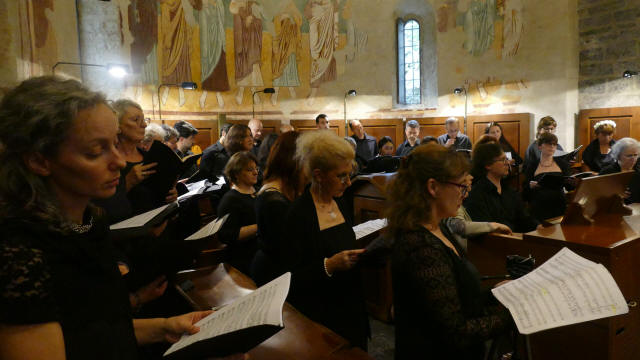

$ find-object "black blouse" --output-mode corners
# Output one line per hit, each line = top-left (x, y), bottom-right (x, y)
(282, 188), (369, 349)
(582, 138), (616, 173)
(251, 190), (291, 286)
(0, 213), (138, 359)
(464, 177), (539, 233)
(217, 189), (258, 275)
(523, 158), (572, 222)
(392, 225), (511, 360)
(601, 161), (640, 204)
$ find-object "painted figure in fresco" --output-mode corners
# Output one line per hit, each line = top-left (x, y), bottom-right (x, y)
(270, 0), (302, 105)
(462, 0), (496, 56)
(199, 0), (230, 109)
(230, 0), (266, 105)
(128, 0), (158, 86)
(30, 0), (58, 76)
(500, 0), (524, 58)
(305, 0), (339, 105)
(160, 0), (192, 85)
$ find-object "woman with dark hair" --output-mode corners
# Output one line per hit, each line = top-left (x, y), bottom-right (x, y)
(523, 116), (564, 174)
(282, 130), (369, 350)
(256, 133), (279, 169)
(251, 131), (304, 285)
(199, 124), (254, 183)
(377, 136), (395, 156)
(387, 143), (512, 359)
(582, 120), (616, 173)
(523, 133), (573, 222)
(217, 151), (260, 275)
(465, 142), (540, 232)
(485, 122), (523, 167)
(421, 135), (438, 145)
(0, 76), (218, 360)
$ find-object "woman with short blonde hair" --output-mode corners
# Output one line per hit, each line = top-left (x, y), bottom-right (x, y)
(283, 130), (369, 350)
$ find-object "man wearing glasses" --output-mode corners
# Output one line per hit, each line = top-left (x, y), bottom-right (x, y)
(437, 117), (472, 152)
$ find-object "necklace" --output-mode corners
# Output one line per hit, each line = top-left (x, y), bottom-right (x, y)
(317, 200), (338, 219)
(70, 217), (93, 234)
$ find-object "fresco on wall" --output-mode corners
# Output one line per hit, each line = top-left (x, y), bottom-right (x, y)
(18, 0), (59, 77)
(116, 0), (365, 111)
(437, 0), (523, 59)
(449, 76), (528, 112)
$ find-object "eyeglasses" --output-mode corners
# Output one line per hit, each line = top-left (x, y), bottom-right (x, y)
(493, 157), (510, 164)
(337, 172), (354, 184)
(443, 181), (469, 197)
(130, 116), (150, 126)
(542, 127), (556, 132)
(245, 166), (260, 173)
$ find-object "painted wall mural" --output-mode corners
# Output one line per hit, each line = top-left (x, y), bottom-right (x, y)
(117, 0), (368, 109)
(437, 0), (524, 59)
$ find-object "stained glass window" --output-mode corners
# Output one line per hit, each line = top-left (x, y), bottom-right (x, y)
(398, 20), (421, 105)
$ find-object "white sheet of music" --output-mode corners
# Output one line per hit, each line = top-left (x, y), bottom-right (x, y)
(186, 179), (207, 193)
(623, 214), (640, 234)
(109, 204), (171, 230)
(492, 247), (628, 335)
(163, 272), (291, 357)
(184, 214), (229, 241)
(353, 219), (387, 240)
(215, 176), (226, 185)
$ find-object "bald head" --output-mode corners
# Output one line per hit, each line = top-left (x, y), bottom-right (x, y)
(248, 118), (263, 141)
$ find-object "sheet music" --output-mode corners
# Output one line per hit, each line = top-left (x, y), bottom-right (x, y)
(353, 219), (387, 240)
(186, 180), (207, 193)
(215, 176), (226, 185)
(163, 272), (291, 357)
(623, 214), (640, 234)
(110, 204), (171, 230)
(185, 214), (229, 241)
(492, 247), (628, 335)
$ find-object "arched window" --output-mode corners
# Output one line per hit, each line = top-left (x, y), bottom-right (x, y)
(398, 19), (421, 105)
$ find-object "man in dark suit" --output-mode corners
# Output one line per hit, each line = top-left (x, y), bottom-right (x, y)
(437, 117), (472, 151)
(396, 120), (421, 156)
(248, 118), (264, 157)
(349, 119), (376, 168)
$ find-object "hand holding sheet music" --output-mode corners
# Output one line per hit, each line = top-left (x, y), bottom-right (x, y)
(163, 273), (291, 359)
(352, 219), (387, 240)
(492, 247), (628, 335)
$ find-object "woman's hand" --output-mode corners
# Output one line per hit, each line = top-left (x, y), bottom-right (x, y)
(165, 186), (178, 203)
(126, 162), (157, 190)
(163, 311), (213, 343)
(489, 222), (512, 235)
(529, 180), (539, 189)
(135, 275), (168, 305)
(326, 249), (366, 274)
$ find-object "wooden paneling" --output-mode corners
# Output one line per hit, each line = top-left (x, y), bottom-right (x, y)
(347, 118), (404, 149)
(467, 113), (533, 159)
(290, 119), (344, 137)
(578, 106), (640, 146)
(160, 119), (218, 150)
(227, 119), (283, 137)
(415, 116), (451, 139)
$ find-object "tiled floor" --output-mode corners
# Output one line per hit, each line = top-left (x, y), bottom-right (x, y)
(368, 317), (395, 360)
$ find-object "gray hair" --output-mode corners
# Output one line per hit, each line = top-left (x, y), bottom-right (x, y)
(144, 123), (166, 143)
(445, 117), (459, 127)
(610, 137), (640, 161)
(112, 98), (142, 122)
(0, 76), (108, 231)
(406, 119), (420, 129)
(161, 124), (179, 142)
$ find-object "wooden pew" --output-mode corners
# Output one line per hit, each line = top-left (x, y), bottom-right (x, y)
(174, 264), (374, 360)
(468, 205), (640, 360)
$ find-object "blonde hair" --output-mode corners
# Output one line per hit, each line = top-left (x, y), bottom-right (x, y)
(296, 130), (355, 178)
(112, 99), (142, 123)
(594, 120), (616, 135)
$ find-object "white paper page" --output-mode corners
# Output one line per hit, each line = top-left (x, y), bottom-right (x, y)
(185, 214), (229, 241)
(110, 204), (170, 230)
(186, 180), (207, 193)
(623, 215), (640, 234)
(215, 176), (226, 185)
(163, 272), (291, 357)
(353, 219), (387, 240)
(492, 247), (628, 335)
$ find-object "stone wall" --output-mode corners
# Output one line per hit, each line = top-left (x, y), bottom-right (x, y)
(579, 0), (640, 109)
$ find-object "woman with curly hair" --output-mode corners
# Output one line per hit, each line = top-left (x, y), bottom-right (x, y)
(387, 143), (512, 359)
(582, 120), (617, 173)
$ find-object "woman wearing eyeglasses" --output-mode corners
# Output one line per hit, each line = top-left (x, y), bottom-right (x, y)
(388, 143), (512, 360)
(281, 130), (369, 350)
(600, 137), (640, 204)
(465, 142), (540, 233)
(522, 132), (573, 222)
(216, 151), (260, 276)
(523, 116), (565, 175)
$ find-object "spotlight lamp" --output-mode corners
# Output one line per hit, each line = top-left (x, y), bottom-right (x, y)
(453, 87), (468, 134)
(623, 70), (638, 78)
(344, 89), (357, 134)
(157, 82), (199, 123)
(252, 88), (276, 118)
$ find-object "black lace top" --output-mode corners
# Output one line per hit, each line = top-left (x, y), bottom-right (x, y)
(0, 214), (138, 359)
(392, 224), (511, 360)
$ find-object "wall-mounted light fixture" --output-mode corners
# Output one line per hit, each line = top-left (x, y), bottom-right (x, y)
(344, 90), (357, 134)
(623, 70), (638, 78)
(52, 62), (130, 78)
(252, 88), (276, 118)
(157, 82), (198, 124)
(453, 87), (468, 134)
